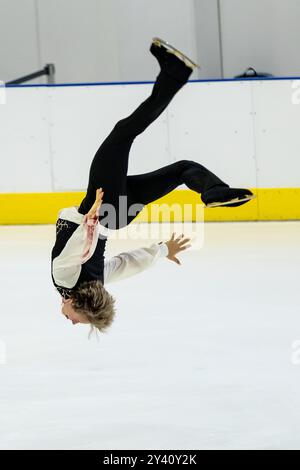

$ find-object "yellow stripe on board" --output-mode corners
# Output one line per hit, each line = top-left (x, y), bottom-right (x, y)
(0, 188), (300, 224)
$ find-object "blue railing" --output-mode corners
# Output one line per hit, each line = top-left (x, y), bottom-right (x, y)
(5, 76), (300, 88)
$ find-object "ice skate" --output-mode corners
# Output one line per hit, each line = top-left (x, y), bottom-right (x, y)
(201, 187), (256, 208)
(152, 37), (200, 71)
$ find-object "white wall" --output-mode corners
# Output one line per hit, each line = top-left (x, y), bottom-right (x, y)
(37, 0), (120, 83)
(110, 0), (198, 82)
(220, 0), (300, 78)
(0, 0), (40, 82)
(194, 0), (222, 79)
(2, 0), (300, 83)
(0, 0), (199, 84)
(1, 79), (299, 194)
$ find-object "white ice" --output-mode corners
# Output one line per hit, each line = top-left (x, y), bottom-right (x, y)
(0, 221), (300, 450)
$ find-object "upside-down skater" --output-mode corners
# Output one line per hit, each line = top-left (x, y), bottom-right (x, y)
(51, 38), (254, 332)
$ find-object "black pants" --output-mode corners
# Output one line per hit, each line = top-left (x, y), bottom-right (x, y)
(78, 70), (227, 229)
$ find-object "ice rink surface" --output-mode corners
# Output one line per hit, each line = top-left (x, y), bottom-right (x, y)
(0, 221), (300, 450)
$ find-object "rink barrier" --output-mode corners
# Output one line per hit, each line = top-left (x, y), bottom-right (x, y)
(6, 76), (300, 87)
(2, 77), (300, 222)
(1, 188), (300, 224)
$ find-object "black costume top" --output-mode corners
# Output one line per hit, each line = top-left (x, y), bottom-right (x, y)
(51, 206), (107, 299)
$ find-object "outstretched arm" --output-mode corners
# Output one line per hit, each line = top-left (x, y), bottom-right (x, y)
(104, 233), (191, 284)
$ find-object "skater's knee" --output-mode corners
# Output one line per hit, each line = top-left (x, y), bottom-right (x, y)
(110, 121), (124, 138)
(114, 118), (127, 129)
(109, 119), (134, 143)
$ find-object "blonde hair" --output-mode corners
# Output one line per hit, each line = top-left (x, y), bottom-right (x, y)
(70, 280), (116, 334)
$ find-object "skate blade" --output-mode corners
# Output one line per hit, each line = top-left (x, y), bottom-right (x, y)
(152, 37), (200, 70)
(204, 194), (256, 208)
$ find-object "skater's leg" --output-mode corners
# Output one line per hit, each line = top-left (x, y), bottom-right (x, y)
(78, 42), (194, 225)
(104, 72), (192, 147)
(105, 41), (195, 144)
(127, 160), (227, 206)
(126, 160), (254, 221)
(77, 70), (189, 224)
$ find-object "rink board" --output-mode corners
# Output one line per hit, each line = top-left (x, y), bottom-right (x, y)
(0, 78), (300, 222)
(1, 188), (300, 224)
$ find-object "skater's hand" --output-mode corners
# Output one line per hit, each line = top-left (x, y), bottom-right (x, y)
(86, 188), (104, 220)
(165, 232), (192, 265)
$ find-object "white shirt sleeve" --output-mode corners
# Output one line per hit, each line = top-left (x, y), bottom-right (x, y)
(52, 214), (100, 289)
(104, 242), (169, 284)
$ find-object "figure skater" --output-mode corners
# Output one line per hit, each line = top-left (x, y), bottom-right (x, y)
(51, 37), (254, 332)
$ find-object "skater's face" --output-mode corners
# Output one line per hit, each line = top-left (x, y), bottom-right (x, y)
(61, 298), (90, 325)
